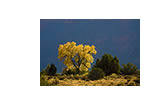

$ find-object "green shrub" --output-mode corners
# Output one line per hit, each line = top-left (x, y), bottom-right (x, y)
(88, 67), (105, 80)
(94, 54), (121, 75)
(62, 67), (77, 75)
(45, 64), (57, 76)
(121, 63), (139, 75)
(41, 64), (57, 76)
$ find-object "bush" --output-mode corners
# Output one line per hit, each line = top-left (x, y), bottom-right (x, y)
(79, 71), (88, 75)
(41, 64), (57, 76)
(45, 64), (57, 76)
(48, 78), (59, 86)
(124, 75), (132, 80)
(62, 67), (77, 75)
(40, 69), (46, 76)
(88, 67), (105, 80)
(94, 54), (121, 75)
(117, 81), (125, 86)
(134, 79), (140, 84)
(40, 79), (49, 86)
(74, 74), (80, 80)
(55, 73), (61, 76)
(77, 72), (89, 80)
(66, 74), (75, 79)
(40, 75), (49, 86)
(128, 80), (136, 86)
(121, 63), (139, 75)
(110, 73), (118, 78)
(57, 76), (65, 80)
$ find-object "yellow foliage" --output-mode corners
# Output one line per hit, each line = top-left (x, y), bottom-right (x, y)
(58, 41), (97, 71)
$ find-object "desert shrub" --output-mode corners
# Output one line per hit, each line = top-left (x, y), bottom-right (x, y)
(135, 70), (140, 75)
(57, 76), (64, 80)
(74, 74), (80, 80)
(81, 73), (89, 80)
(40, 79), (49, 86)
(47, 76), (53, 80)
(88, 67), (105, 80)
(65, 74), (75, 79)
(104, 76), (109, 80)
(108, 82), (114, 86)
(62, 67), (77, 75)
(41, 64), (57, 76)
(124, 75), (132, 80)
(62, 67), (88, 75)
(117, 81), (125, 86)
(55, 73), (61, 76)
(48, 78), (59, 86)
(45, 64), (57, 76)
(133, 77), (140, 85)
(81, 72), (88, 77)
(57, 75), (67, 80)
(110, 73), (118, 78)
(79, 71), (88, 75)
(134, 79), (140, 86)
(128, 80), (136, 86)
(40, 75), (48, 80)
(121, 63), (139, 75)
(40, 76), (49, 86)
(40, 69), (46, 76)
(134, 79), (140, 83)
(94, 54), (120, 75)
(81, 76), (89, 80)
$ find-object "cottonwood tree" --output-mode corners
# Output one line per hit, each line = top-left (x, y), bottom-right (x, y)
(58, 41), (97, 73)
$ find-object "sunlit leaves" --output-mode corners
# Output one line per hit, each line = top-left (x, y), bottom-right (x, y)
(58, 41), (97, 72)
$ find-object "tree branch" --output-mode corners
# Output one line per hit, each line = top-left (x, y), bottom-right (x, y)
(82, 62), (89, 69)
(71, 57), (78, 70)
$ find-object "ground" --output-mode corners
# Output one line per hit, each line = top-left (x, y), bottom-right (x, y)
(40, 74), (140, 86)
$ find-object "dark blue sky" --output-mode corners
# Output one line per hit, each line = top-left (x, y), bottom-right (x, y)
(40, 19), (140, 73)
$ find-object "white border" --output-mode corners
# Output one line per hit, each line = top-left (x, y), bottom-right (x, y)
(0, 0), (159, 91)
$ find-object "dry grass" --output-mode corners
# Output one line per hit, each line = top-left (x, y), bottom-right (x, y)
(40, 74), (140, 86)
